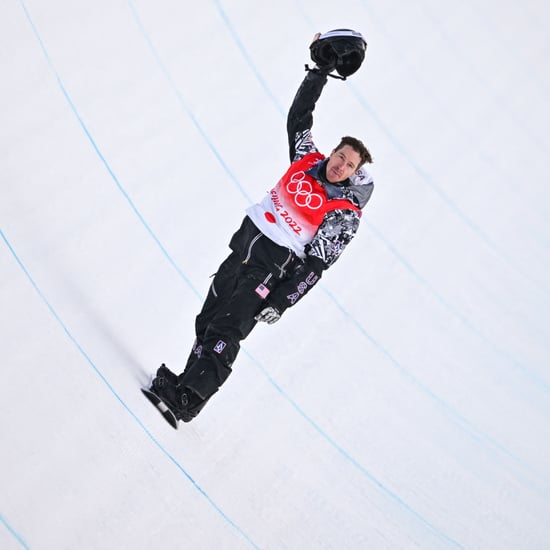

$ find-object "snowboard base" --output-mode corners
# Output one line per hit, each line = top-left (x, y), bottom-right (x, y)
(141, 387), (179, 429)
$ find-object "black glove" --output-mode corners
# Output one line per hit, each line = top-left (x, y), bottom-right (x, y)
(309, 43), (336, 75)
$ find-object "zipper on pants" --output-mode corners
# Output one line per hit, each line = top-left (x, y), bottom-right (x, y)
(243, 233), (263, 264)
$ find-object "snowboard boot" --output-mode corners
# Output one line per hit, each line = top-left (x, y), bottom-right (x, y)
(151, 363), (178, 392)
(153, 381), (207, 423)
(177, 387), (209, 423)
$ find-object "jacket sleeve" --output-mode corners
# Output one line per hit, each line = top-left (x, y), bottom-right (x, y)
(267, 209), (361, 314)
(287, 70), (329, 162)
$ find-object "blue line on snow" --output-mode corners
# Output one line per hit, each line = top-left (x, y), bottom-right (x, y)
(347, 81), (550, 300)
(17, 0), (202, 303)
(362, 221), (550, 395)
(0, 227), (262, 550)
(214, 0), (550, 363)
(1, 513), (30, 550)
(14, 4), (263, 548)
(211, 0), (550, 473)
(127, 0), (255, 206)
(212, 0), (286, 118)
(16, 1), (460, 545)
(126, 3), (463, 544)
(12, 1), (546, 546)
(416, 0), (550, 156)
(319, 284), (549, 497)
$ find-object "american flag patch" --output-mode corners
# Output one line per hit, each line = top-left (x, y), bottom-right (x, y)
(255, 283), (270, 299)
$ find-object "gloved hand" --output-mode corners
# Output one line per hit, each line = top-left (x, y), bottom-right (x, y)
(309, 32), (337, 75)
(254, 306), (281, 325)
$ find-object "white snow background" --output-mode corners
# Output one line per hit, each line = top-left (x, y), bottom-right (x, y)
(2, 1), (549, 549)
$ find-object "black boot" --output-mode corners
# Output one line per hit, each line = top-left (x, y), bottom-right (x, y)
(153, 381), (206, 423)
(177, 387), (210, 423)
(152, 363), (178, 392)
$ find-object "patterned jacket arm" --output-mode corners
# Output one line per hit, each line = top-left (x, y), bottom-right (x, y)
(267, 209), (361, 314)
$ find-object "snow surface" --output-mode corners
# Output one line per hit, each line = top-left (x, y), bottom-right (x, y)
(2, 1), (550, 549)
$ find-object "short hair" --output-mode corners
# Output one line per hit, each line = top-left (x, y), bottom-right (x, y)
(335, 136), (372, 167)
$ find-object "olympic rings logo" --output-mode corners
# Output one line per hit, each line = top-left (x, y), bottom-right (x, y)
(286, 171), (323, 210)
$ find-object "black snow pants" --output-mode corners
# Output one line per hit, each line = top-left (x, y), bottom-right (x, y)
(178, 216), (296, 402)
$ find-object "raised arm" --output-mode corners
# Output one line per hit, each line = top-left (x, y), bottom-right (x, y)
(286, 69), (329, 162)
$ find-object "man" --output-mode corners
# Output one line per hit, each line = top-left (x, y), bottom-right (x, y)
(150, 30), (374, 423)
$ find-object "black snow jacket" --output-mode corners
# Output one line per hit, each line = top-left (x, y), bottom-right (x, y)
(266, 70), (374, 314)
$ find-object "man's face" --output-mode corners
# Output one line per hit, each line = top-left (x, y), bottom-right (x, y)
(325, 145), (361, 183)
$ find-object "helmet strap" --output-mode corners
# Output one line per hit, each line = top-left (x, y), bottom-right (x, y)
(304, 64), (347, 81)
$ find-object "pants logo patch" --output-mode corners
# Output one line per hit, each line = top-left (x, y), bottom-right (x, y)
(214, 340), (227, 354)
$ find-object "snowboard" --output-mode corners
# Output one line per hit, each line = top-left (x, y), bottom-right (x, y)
(141, 387), (179, 429)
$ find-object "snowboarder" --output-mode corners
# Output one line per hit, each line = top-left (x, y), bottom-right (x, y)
(147, 30), (374, 425)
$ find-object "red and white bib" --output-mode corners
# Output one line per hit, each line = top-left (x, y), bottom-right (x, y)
(246, 153), (360, 258)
